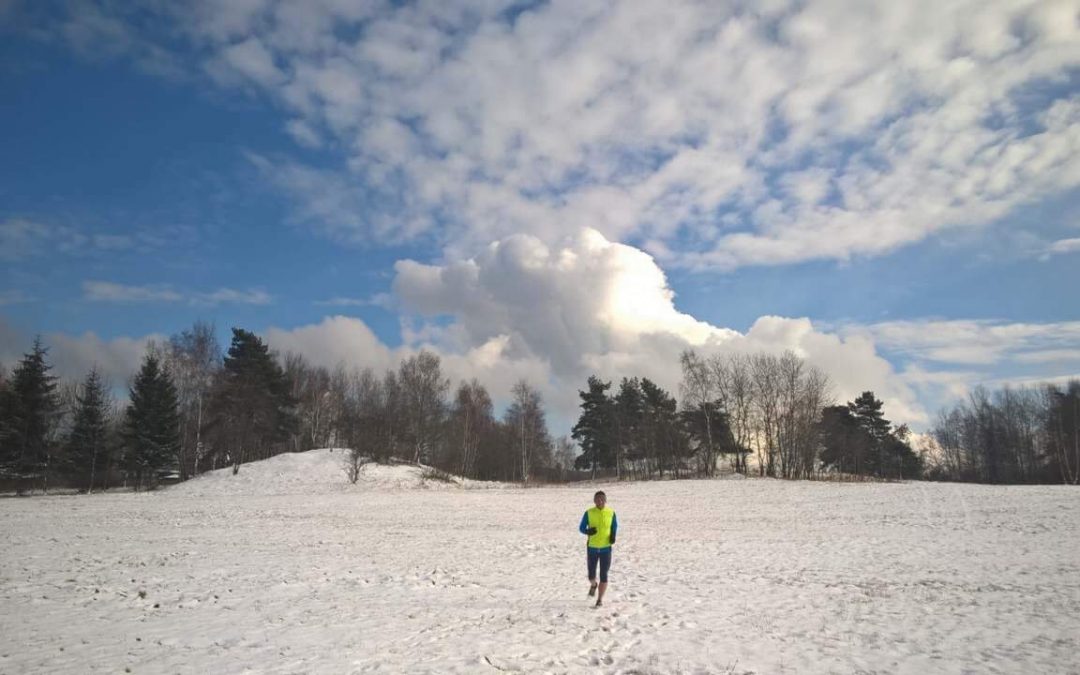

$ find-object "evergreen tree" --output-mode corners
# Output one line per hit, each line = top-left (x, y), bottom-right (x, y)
(837, 392), (922, 480)
(123, 353), (181, 489)
(849, 391), (892, 475)
(881, 432), (923, 480)
(639, 377), (688, 478)
(818, 405), (873, 476)
(849, 392), (891, 438)
(207, 328), (297, 474)
(572, 376), (615, 475)
(66, 368), (111, 492)
(0, 337), (59, 492)
(1045, 381), (1080, 485)
(0, 363), (10, 472)
(613, 377), (644, 479)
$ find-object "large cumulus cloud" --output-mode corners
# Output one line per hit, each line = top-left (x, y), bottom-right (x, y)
(391, 229), (923, 426)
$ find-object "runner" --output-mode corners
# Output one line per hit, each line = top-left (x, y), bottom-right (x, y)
(579, 490), (618, 607)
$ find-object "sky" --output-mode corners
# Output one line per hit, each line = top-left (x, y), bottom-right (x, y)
(1, 0), (1078, 436)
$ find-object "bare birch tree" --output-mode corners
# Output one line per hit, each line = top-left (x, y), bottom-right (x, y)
(399, 350), (449, 465)
(680, 349), (717, 477)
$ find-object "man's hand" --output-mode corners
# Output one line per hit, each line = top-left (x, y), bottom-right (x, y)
(610, 537), (616, 545)
(586, 527), (597, 535)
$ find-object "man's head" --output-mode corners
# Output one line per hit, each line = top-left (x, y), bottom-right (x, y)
(593, 491), (606, 508)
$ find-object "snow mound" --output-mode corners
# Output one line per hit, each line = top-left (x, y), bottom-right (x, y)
(166, 449), (496, 497)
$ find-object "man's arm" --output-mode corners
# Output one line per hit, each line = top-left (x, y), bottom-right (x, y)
(579, 511), (590, 534)
(610, 513), (618, 544)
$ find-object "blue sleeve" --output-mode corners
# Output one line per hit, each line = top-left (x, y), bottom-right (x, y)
(611, 513), (618, 539)
(579, 511), (589, 534)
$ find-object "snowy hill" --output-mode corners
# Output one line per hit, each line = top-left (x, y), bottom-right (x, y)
(166, 448), (497, 497)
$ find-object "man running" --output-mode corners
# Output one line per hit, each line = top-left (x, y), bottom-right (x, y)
(579, 490), (618, 607)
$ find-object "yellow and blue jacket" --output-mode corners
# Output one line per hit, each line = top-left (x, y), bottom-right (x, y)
(579, 507), (618, 551)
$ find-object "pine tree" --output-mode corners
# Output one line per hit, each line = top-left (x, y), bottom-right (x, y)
(881, 434), (923, 480)
(818, 405), (872, 477)
(66, 368), (110, 493)
(0, 363), (10, 473)
(123, 353), (181, 489)
(849, 391), (891, 476)
(207, 328), (296, 474)
(613, 378), (644, 479)
(572, 376), (615, 476)
(0, 337), (59, 492)
(640, 377), (686, 478)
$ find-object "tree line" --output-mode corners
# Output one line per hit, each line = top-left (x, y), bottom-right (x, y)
(0, 323), (564, 493)
(5, 322), (1075, 493)
(574, 349), (920, 481)
(927, 381), (1080, 484)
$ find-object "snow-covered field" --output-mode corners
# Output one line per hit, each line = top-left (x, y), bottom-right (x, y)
(2, 450), (1078, 674)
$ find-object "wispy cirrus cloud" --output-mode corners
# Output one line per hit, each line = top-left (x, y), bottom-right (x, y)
(83, 281), (272, 306)
(844, 319), (1080, 366)
(0, 218), (54, 260)
(197, 288), (273, 306)
(83, 281), (184, 303)
(315, 294), (393, 310)
(0, 217), (167, 260)
(1040, 237), (1080, 260)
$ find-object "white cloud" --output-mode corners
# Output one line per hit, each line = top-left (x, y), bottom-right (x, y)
(83, 281), (184, 303)
(0, 218), (150, 260)
(393, 229), (925, 426)
(44, 331), (162, 388)
(56, 1), (184, 78)
(196, 288), (272, 306)
(11, 230), (1070, 431)
(315, 294), (394, 309)
(1012, 350), (1080, 365)
(0, 218), (53, 260)
(382, 276), (1079, 428)
(285, 119), (322, 148)
(83, 281), (272, 306)
(1041, 237), (1080, 260)
(0, 318), (161, 388)
(846, 319), (1080, 366)
(42, 0), (1080, 269)
(264, 315), (395, 373)
(208, 37), (285, 87)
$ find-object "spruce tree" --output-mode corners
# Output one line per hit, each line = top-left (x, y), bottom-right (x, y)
(0, 364), (10, 473)
(849, 391), (891, 476)
(818, 405), (873, 477)
(123, 353), (180, 489)
(613, 378), (644, 478)
(209, 328), (296, 474)
(0, 337), (59, 492)
(640, 377), (686, 478)
(66, 368), (110, 492)
(572, 376), (615, 475)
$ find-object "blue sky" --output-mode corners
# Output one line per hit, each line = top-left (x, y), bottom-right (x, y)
(2, 0), (1079, 432)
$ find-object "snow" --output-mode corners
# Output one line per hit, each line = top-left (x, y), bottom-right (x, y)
(1, 450), (1078, 674)
(167, 449), (501, 497)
